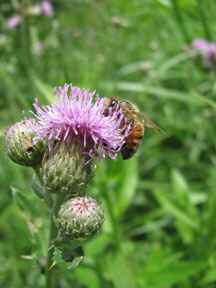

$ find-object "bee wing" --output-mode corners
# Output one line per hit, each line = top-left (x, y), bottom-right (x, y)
(142, 114), (166, 135)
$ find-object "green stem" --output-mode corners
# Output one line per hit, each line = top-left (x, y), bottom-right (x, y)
(45, 194), (66, 288)
(20, 5), (33, 76)
(46, 210), (57, 288)
(171, 0), (191, 43)
(196, 0), (212, 40)
(103, 192), (121, 250)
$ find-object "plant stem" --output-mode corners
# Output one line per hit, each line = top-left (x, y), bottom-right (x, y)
(20, 2), (33, 77)
(46, 194), (66, 288)
(103, 192), (121, 250)
(46, 210), (57, 288)
(171, 0), (191, 43)
(196, 0), (212, 40)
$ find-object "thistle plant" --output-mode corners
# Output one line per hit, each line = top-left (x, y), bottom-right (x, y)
(4, 84), (131, 288)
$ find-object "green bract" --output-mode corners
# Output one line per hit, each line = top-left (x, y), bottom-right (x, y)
(39, 143), (93, 195)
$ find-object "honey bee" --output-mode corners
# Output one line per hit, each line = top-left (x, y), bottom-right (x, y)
(103, 97), (161, 159)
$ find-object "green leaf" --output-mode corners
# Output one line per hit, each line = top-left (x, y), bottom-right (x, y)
(143, 260), (205, 288)
(107, 81), (216, 109)
(85, 233), (111, 257)
(137, 245), (205, 288)
(115, 157), (138, 217)
(74, 267), (99, 288)
(105, 251), (136, 288)
(154, 188), (199, 229)
(10, 186), (38, 215)
(31, 75), (54, 103)
(156, 0), (171, 8)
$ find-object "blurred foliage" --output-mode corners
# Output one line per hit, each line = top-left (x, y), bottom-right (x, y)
(1, 0), (216, 287)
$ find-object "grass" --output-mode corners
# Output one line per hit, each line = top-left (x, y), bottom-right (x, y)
(1, 0), (216, 287)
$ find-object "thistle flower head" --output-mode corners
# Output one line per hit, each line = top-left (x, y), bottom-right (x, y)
(7, 15), (22, 29)
(41, 0), (53, 16)
(191, 38), (216, 67)
(56, 196), (104, 240)
(33, 84), (129, 159)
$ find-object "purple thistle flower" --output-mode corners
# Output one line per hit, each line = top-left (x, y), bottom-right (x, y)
(7, 15), (22, 29)
(191, 38), (216, 67)
(33, 84), (130, 159)
(192, 39), (208, 51)
(41, 0), (53, 17)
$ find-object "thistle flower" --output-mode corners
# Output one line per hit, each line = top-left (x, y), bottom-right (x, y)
(56, 197), (104, 240)
(191, 38), (216, 67)
(5, 119), (44, 167)
(33, 84), (129, 159)
(41, 0), (53, 17)
(7, 15), (22, 29)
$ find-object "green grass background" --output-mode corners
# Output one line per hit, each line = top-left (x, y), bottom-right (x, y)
(1, 0), (216, 287)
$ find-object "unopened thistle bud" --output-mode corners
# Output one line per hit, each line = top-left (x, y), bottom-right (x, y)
(5, 119), (44, 167)
(40, 142), (92, 195)
(56, 197), (104, 240)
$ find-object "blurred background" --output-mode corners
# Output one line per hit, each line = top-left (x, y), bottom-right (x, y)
(1, 0), (216, 287)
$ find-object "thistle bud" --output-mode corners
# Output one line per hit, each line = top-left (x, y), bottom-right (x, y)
(40, 143), (93, 195)
(56, 197), (104, 240)
(5, 119), (44, 167)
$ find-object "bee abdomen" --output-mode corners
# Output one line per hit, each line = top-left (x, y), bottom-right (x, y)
(121, 147), (136, 160)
